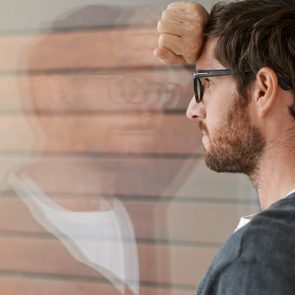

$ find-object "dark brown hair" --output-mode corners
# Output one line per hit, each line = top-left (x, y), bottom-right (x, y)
(205, 0), (295, 116)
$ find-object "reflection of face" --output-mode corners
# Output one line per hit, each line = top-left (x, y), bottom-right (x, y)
(26, 25), (193, 155)
(187, 38), (265, 176)
(30, 70), (188, 154)
(18, 10), (198, 204)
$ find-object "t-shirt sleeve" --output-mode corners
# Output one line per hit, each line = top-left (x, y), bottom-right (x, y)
(212, 260), (295, 295)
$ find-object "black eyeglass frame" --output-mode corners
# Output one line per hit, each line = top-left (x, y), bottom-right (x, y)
(193, 69), (292, 103)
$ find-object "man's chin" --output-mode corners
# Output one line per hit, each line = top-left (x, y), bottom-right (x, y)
(204, 152), (253, 175)
(204, 150), (239, 173)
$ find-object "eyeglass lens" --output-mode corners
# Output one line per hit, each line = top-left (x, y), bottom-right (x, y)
(194, 77), (203, 103)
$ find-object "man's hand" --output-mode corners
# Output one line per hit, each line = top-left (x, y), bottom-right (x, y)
(153, 1), (209, 65)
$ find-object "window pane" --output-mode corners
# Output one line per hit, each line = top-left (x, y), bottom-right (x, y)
(0, 1), (258, 294)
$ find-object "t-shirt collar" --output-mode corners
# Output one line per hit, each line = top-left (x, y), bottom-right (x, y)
(235, 186), (295, 232)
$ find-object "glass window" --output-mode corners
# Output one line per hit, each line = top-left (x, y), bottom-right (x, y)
(0, 1), (258, 294)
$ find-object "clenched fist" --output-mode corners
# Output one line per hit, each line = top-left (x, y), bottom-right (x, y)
(153, 1), (209, 65)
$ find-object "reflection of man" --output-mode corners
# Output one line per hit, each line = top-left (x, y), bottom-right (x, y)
(155, 0), (295, 294)
(9, 3), (196, 295)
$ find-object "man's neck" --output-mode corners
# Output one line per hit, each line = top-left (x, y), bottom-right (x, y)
(253, 145), (295, 210)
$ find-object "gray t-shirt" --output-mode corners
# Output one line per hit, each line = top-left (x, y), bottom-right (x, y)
(197, 193), (295, 295)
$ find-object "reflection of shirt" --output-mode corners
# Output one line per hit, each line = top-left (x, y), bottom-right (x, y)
(9, 174), (139, 295)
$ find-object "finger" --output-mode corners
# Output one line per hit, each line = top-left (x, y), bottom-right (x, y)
(158, 18), (204, 39)
(161, 8), (197, 24)
(158, 33), (184, 56)
(157, 19), (190, 37)
(153, 47), (186, 65)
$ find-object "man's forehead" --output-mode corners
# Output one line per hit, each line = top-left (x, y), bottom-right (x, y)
(195, 38), (224, 70)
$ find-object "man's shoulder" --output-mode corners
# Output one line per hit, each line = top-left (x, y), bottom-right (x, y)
(214, 193), (295, 263)
(231, 192), (295, 262)
(241, 193), (295, 254)
(197, 193), (295, 294)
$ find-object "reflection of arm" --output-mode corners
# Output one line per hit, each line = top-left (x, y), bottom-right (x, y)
(154, 1), (209, 65)
(209, 260), (295, 295)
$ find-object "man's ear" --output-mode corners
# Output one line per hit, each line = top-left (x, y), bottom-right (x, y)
(252, 67), (279, 118)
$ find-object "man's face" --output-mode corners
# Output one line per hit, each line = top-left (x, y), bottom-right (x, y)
(186, 38), (265, 176)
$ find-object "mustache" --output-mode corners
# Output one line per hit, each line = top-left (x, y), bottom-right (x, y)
(199, 121), (209, 134)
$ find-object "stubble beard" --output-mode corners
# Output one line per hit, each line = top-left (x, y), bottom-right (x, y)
(203, 96), (265, 179)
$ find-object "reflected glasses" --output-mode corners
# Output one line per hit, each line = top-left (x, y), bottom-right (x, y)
(193, 69), (292, 103)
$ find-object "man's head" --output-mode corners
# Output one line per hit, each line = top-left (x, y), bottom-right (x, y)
(205, 0), (295, 106)
(187, 0), (295, 178)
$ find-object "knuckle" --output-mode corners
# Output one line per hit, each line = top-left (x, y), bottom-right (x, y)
(161, 9), (169, 20)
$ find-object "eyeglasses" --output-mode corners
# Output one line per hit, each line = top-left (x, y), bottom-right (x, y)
(193, 69), (292, 103)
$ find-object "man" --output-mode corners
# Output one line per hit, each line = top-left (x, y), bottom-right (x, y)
(155, 0), (295, 294)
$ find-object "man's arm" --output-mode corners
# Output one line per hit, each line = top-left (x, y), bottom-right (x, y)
(153, 1), (209, 65)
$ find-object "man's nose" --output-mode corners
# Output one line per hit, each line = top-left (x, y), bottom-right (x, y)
(186, 96), (206, 120)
